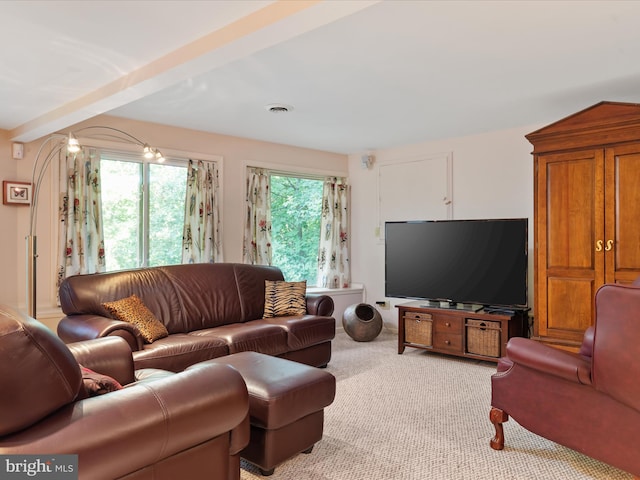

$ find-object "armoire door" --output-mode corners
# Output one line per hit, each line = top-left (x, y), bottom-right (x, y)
(605, 143), (640, 284)
(535, 149), (605, 347)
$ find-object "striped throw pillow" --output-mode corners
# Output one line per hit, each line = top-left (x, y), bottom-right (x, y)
(263, 280), (307, 318)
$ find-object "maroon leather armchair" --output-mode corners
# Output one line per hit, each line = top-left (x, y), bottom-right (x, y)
(0, 305), (250, 480)
(490, 283), (640, 477)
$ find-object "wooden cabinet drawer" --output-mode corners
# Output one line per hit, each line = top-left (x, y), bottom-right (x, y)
(432, 332), (462, 351)
(433, 316), (462, 333)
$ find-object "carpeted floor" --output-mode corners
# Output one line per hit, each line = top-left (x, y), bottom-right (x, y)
(240, 330), (632, 479)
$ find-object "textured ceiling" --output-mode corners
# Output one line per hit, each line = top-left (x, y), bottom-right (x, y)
(3, 1), (640, 154)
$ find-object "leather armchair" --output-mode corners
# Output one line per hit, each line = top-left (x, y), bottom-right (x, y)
(490, 283), (640, 477)
(0, 305), (250, 480)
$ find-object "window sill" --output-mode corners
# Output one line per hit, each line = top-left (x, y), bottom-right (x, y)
(306, 283), (364, 296)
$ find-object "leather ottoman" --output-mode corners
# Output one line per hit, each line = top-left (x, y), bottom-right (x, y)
(208, 351), (336, 475)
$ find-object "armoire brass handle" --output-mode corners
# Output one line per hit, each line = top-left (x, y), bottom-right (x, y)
(596, 239), (614, 252)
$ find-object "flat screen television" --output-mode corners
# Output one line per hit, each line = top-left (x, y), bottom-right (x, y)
(385, 218), (528, 310)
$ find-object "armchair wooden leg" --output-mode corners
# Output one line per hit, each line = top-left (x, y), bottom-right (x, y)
(490, 407), (509, 450)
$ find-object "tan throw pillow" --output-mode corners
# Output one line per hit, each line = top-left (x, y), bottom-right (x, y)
(264, 280), (307, 318)
(102, 294), (168, 343)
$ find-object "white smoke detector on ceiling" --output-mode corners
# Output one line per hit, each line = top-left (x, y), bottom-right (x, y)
(265, 103), (294, 113)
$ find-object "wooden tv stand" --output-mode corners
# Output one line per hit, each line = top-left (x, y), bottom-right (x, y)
(397, 301), (527, 362)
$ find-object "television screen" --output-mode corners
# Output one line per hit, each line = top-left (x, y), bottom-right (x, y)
(384, 218), (528, 309)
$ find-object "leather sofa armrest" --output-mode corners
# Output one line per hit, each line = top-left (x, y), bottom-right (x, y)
(67, 337), (136, 385)
(185, 361), (251, 456)
(579, 326), (595, 358)
(1, 363), (249, 480)
(58, 314), (143, 351)
(229, 414), (251, 456)
(506, 337), (592, 385)
(306, 294), (335, 316)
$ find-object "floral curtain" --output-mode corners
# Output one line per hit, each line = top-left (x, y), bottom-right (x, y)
(242, 167), (272, 265)
(317, 176), (350, 288)
(182, 159), (223, 263)
(57, 147), (105, 289)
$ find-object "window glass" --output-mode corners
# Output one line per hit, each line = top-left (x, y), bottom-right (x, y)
(100, 156), (186, 271)
(270, 174), (323, 285)
(149, 163), (187, 266)
(101, 159), (141, 271)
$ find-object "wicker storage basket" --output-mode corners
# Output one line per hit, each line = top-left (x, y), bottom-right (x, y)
(465, 319), (501, 357)
(404, 312), (432, 346)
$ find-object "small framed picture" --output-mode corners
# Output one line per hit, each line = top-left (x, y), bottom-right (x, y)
(3, 181), (32, 205)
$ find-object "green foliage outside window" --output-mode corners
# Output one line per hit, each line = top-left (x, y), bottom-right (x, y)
(101, 160), (140, 271)
(270, 175), (323, 285)
(101, 158), (186, 271)
(149, 163), (187, 266)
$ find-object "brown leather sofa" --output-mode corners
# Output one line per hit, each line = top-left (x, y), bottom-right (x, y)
(57, 263), (336, 372)
(0, 305), (250, 480)
(490, 282), (640, 477)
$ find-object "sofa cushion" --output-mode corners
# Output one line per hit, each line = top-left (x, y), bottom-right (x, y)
(161, 263), (245, 330)
(132, 334), (229, 372)
(254, 316), (336, 350)
(102, 294), (169, 343)
(263, 281), (306, 318)
(133, 368), (176, 384)
(233, 264), (285, 321)
(196, 323), (290, 356)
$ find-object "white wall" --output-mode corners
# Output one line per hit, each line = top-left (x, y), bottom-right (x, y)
(0, 130), (20, 310)
(348, 124), (539, 330)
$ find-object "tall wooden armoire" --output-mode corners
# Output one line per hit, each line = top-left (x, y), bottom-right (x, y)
(527, 101), (640, 351)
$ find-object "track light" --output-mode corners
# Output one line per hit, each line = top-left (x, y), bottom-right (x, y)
(143, 144), (155, 159)
(67, 133), (80, 153)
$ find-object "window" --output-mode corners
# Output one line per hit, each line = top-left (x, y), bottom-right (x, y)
(269, 174), (323, 285)
(100, 153), (187, 271)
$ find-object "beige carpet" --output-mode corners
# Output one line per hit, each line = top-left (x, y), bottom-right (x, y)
(240, 330), (632, 480)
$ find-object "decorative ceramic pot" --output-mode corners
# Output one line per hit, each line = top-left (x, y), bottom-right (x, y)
(342, 303), (383, 342)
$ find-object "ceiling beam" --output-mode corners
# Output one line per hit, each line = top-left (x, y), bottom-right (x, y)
(10, 0), (379, 142)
